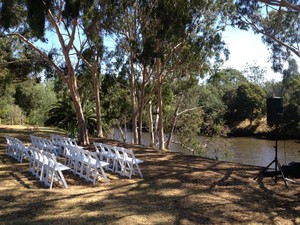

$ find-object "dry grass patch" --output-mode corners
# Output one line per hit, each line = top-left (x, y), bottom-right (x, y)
(0, 125), (300, 224)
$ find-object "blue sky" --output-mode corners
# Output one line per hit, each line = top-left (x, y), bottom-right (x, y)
(222, 27), (300, 81)
(39, 26), (300, 82)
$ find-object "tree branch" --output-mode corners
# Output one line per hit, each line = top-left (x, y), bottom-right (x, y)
(9, 33), (67, 82)
(258, 0), (300, 12)
(177, 107), (202, 116)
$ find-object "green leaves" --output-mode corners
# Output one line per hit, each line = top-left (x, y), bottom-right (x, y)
(26, 0), (46, 38)
(0, 0), (26, 30)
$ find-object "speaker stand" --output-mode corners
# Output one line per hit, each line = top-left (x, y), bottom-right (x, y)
(254, 137), (288, 188)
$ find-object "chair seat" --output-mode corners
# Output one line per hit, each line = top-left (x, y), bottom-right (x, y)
(98, 161), (109, 168)
(125, 156), (143, 164)
(55, 163), (70, 171)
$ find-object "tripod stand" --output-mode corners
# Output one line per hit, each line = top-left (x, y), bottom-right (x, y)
(254, 128), (288, 188)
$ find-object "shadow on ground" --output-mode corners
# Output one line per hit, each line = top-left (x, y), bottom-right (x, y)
(0, 125), (300, 224)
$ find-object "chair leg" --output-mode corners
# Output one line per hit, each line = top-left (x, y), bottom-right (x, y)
(136, 164), (143, 178)
(57, 170), (68, 188)
(99, 166), (108, 182)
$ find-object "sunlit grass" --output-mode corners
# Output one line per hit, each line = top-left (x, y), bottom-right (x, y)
(0, 125), (299, 224)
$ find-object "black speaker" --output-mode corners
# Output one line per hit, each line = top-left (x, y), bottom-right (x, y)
(267, 97), (283, 125)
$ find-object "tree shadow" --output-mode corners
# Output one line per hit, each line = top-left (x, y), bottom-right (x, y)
(1, 129), (300, 224)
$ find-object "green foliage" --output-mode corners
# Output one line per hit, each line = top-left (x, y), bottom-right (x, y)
(243, 62), (266, 86)
(230, 82), (266, 124)
(175, 108), (203, 153)
(26, 0), (47, 38)
(282, 58), (300, 89)
(0, 0), (26, 30)
(200, 69), (247, 129)
(101, 73), (131, 126)
(234, 1), (300, 72)
(264, 79), (283, 98)
(63, 0), (80, 23)
(282, 75), (300, 136)
(45, 98), (97, 138)
(0, 104), (25, 125)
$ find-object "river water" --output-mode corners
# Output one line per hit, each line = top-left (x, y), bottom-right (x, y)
(109, 130), (300, 168)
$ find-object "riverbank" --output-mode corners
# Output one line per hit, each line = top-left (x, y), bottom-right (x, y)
(1, 125), (300, 224)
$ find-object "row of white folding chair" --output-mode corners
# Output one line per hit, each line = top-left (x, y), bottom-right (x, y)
(5, 136), (30, 163)
(93, 143), (116, 172)
(28, 147), (70, 189)
(30, 135), (59, 156)
(64, 145), (109, 184)
(94, 142), (143, 179)
(50, 135), (78, 156)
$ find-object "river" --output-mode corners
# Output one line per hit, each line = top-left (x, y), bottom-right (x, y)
(109, 129), (300, 168)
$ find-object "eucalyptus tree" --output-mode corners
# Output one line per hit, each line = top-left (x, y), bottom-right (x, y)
(282, 58), (300, 87)
(234, 0), (300, 72)
(71, 1), (113, 138)
(0, 31), (50, 124)
(0, 0), (99, 145)
(106, 0), (145, 145)
(231, 82), (266, 125)
(207, 68), (247, 125)
(146, 0), (234, 149)
(109, 0), (234, 149)
(243, 62), (267, 86)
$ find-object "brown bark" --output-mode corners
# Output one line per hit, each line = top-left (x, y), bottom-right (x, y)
(148, 100), (155, 147)
(46, 9), (89, 145)
(165, 106), (179, 149)
(129, 51), (138, 144)
(156, 56), (164, 150)
(92, 69), (103, 138)
(137, 68), (149, 145)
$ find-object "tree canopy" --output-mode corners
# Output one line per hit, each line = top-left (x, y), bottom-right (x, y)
(2, 0), (300, 154)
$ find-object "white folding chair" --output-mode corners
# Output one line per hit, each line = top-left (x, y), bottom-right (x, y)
(75, 148), (89, 178)
(9, 137), (19, 159)
(85, 150), (109, 184)
(16, 140), (30, 163)
(29, 147), (44, 180)
(51, 135), (78, 156)
(5, 136), (13, 156)
(102, 144), (116, 172)
(93, 143), (114, 170)
(40, 151), (70, 189)
(31, 135), (59, 156)
(122, 148), (143, 179)
(64, 145), (80, 173)
(112, 146), (126, 175)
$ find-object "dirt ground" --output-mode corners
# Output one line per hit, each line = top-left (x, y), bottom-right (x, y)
(0, 125), (300, 225)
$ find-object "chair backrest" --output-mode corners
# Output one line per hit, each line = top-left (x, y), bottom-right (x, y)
(86, 150), (99, 165)
(103, 143), (116, 155)
(51, 135), (78, 146)
(42, 151), (57, 169)
(113, 146), (125, 159)
(122, 148), (135, 162)
(65, 144), (80, 157)
(30, 135), (57, 155)
(94, 142), (111, 155)
(93, 142), (101, 153)
(5, 136), (12, 146)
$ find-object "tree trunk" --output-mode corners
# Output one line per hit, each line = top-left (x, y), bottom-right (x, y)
(92, 70), (103, 137)
(137, 68), (148, 145)
(157, 80), (164, 149)
(116, 120), (126, 142)
(148, 100), (155, 147)
(166, 106), (179, 149)
(129, 52), (138, 144)
(68, 73), (89, 145)
(137, 89), (144, 145)
(156, 57), (164, 150)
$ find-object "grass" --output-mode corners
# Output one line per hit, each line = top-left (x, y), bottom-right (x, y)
(0, 125), (300, 224)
